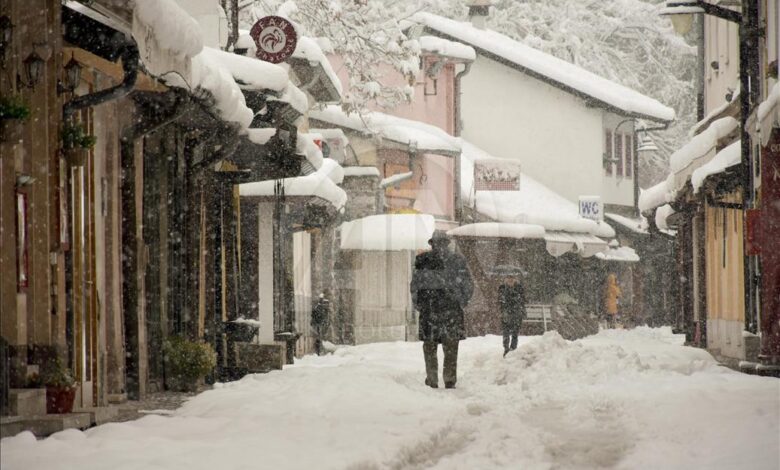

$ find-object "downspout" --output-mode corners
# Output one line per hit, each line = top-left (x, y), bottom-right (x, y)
(64, 36), (139, 117)
(454, 61), (472, 225)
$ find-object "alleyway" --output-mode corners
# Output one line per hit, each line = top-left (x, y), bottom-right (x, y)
(2, 327), (778, 470)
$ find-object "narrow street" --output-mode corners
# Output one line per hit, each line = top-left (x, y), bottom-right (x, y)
(2, 328), (778, 470)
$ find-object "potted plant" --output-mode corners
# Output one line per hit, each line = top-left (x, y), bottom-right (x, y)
(61, 121), (96, 167)
(40, 357), (77, 414)
(0, 95), (31, 121)
(163, 336), (217, 392)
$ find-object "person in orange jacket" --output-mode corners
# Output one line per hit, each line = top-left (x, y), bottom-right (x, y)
(603, 273), (622, 328)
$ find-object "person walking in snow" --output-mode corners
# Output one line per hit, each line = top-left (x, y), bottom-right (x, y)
(410, 232), (474, 389)
(311, 292), (330, 355)
(603, 273), (622, 328)
(497, 267), (526, 357)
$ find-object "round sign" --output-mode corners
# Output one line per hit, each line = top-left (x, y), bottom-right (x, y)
(250, 16), (298, 64)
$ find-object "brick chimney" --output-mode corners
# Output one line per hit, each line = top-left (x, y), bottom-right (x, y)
(467, 0), (492, 30)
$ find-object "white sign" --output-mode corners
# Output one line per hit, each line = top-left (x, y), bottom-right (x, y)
(474, 159), (521, 191)
(579, 196), (603, 222)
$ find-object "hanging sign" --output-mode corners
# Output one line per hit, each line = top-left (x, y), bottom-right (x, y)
(474, 159), (521, 191)
(579, 195), (603, 222)
(250, 16), (298, 64)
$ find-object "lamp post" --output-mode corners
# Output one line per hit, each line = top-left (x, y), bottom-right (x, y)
(660, 0), (761, 333)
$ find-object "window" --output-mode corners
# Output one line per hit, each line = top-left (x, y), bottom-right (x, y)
(625, 135), (633, 178)
(615, 133), (623, 176)
(604, 130), (613, 176)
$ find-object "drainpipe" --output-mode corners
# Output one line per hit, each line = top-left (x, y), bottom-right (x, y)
(454, 61), (472, 137)
(64, 37), (139, 117)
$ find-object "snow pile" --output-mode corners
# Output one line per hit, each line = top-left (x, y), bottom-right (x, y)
(310, 105), (461, 153)
(691, 140), (741, 193)
(268, 82), (310, 115)
(638, 176), (674, 212)
(133, 0), (203, 58)
(408, 12), (675, 123)
(297, 133), (325, 170)
(655, 204), (676, 231)
(198, 47), (288, 92)
(245, 128), (277, 146)
(689, 86), (739, 137)
(292, 36), (344, 98)
(4, 328), (778, 470)
(460, 140), (615, 238)
(320, 158), (345, 185)
(669, 117), (738, 175)
(340, 214), (436, 251)
(418, 35), (476, 61)
(605, 212), (649, 234)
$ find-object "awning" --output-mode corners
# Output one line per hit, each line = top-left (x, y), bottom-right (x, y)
(544, 232), (607, 258)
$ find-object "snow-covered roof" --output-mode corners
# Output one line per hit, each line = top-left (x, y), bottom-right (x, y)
(320, 158), (345, 185)
(460, 140), (615, 238)
(297, 133), (325, 170)
(638, 178), (673, 213)
(689, 85), (739, 137)
(408, 12), (675, 123)
(198, 47), (288, 93)
(134, 0), (203, 58)
(691, 140), (741, 193)
(267, 82), (310, 115)
(605, 213), (649, 235)
(449, 223), (608, 258)
(655, 204), (676, 231)
(340, 214), (436, 251)
(245, 128), (277, 146)
(418, 36), (476, 62)
(343, 166), (381, 178)
(310, 105), (461, 154)
(595, 245), (640, 263)
(291, 36), (344, 99)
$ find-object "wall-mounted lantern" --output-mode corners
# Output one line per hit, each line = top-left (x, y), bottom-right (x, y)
(58, 56), (82, 94)
(0, 15), (14, 66)
(19, 51), (45, 88)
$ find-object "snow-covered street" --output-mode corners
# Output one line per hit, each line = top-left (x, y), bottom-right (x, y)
(2, 328), (778, 470)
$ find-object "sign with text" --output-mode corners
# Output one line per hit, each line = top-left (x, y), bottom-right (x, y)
(474, 159), (521, 191)
(579, 196), (603, 222)
(250, 16), (298, 64)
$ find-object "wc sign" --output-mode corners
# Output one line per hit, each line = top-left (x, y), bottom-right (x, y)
(579, 196), (603, 222)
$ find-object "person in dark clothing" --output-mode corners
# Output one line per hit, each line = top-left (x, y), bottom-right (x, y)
(410, 232), (474, 389)
(311, 293), (330, 355)
(497, 272), (526, 357)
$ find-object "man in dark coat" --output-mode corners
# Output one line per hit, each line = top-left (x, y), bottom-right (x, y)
(410, 232), (474, 389)
(311, 293), (330, 355)
(497, 269), (526, 356)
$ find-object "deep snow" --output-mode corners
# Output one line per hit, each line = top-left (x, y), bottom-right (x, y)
(2, 328), (778, 470)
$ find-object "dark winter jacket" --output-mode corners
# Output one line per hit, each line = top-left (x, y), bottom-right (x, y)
(498, 283), (526, 331)
(311, 298), (330, 329)
(410, 248), (474, 342)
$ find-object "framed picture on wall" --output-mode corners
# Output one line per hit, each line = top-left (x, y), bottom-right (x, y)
(16, 191), (29, 290)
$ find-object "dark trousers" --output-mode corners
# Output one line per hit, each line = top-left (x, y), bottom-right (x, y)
(423, 340), (459, 386)
(503, 331), (518, 351)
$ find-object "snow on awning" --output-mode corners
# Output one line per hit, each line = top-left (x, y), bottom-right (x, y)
(690, 86), (739, 137)
(198, 47), (288, 93)
(418, 36), (476, 62)
(460, 140), (615, 239)
(188, 54), (254, 128)
(757, 82), (780, 146)
(407, 12), (674, 123)
(320, 158), (345, 185)
(656, 204), (676, 231)
(638, 178), (674, 212)
(238, 161), (347, 211)
(691, 140), (741, 193)
(132, 0), (203, 85)
(340, 214), (435, 251)
(343, 166), (381, 178)
(310, 105), (461, 154)
(595, 246), (640, 263)
(290, 36), (344, 102)
(447, 222), (546, 240)
(544, 232), (607, 258)
(605, 213), (649, 235)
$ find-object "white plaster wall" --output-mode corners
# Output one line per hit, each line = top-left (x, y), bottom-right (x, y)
(257, 202), (275, 344)
(704, 13), (739, 114)
(460, 55), (609, 205)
